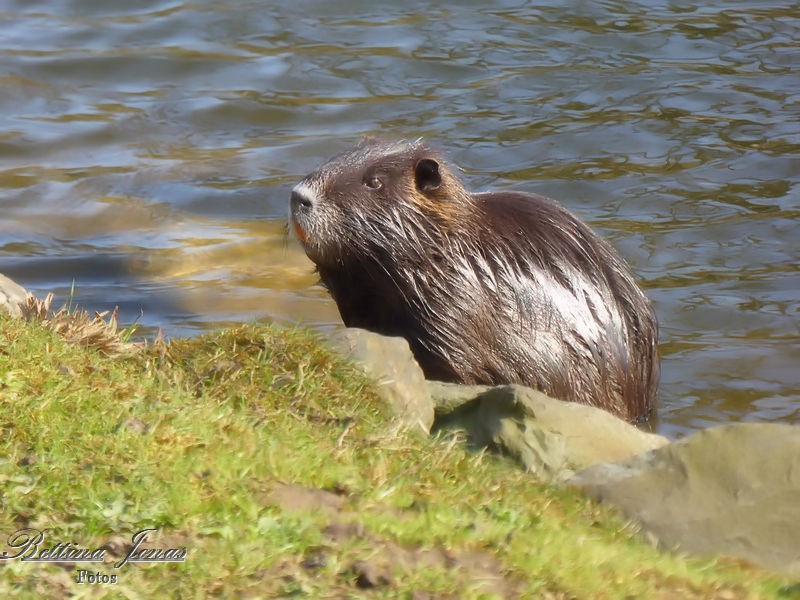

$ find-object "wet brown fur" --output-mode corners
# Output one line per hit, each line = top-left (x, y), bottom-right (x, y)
(290, 140), (659, 422)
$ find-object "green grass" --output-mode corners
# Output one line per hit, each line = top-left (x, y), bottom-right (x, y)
(0, 314), (797, 598)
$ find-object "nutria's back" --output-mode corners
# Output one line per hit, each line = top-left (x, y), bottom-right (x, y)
(290, 139), (659, 423)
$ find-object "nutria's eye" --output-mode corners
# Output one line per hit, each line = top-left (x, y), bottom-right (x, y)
(365, 176), (382, 190)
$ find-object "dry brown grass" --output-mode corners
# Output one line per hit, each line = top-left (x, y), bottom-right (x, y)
(18, 292), (142, 356)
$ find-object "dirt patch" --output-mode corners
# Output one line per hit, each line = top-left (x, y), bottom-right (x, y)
(322, 520), (366, 542)
(262, 483), (348, 516)
(349, 558), (393, 589)
(323, 517), (521, 598)
(256, 483), (521, 597)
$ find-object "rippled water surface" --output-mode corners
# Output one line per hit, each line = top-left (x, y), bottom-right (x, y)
(1, 0), (798, 437)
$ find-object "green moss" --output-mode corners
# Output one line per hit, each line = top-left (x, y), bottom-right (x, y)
(0, 315), (796, 598)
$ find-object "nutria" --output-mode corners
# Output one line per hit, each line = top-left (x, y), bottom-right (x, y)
(289, 139), (659, 422)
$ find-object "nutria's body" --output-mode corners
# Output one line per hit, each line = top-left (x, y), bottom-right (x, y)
(289, 140), (659, 422)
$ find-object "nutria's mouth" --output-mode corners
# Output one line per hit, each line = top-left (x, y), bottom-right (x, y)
(289, 186), (311, 249)
(292, 220), (309, 243)
(290, 184), (318, 247)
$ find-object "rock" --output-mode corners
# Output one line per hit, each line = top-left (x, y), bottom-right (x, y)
(327, 328), (435, 434)
(570, 423), (800, 578)
(0, 273), (28, 318)
(430, 382), (668, 483)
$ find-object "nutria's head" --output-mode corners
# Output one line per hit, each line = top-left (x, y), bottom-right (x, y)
(289, 139), (471, 268)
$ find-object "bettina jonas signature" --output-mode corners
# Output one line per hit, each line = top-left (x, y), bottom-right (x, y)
(0, 528), (186, 569)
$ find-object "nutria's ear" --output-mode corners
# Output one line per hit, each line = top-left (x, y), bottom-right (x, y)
(415, 158), (441, 193)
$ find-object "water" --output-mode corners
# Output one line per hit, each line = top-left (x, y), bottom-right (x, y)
(1, 0), (797, 438)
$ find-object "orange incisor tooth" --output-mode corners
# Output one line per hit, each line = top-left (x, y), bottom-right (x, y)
(294, 221), (309, 242)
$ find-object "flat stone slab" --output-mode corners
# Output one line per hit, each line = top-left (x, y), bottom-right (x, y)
(431, 382), (668, 482)
(570, 423), (800, 577)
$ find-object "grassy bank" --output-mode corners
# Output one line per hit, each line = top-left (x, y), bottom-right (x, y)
(0, 314), (796, 598)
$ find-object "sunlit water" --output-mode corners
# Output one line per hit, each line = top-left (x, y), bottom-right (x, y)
(1, 0), (797, 438)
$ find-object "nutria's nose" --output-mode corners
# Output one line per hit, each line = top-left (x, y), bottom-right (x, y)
(291, 189), (314, 212)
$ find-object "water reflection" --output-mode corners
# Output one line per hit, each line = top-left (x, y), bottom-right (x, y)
(1, 0), (798, 437)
